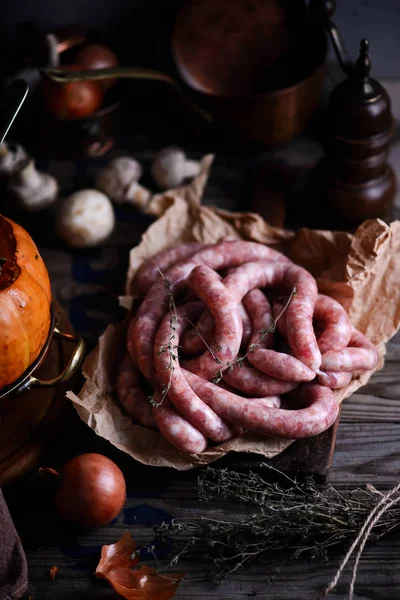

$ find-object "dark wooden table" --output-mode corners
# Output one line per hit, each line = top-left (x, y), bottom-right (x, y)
(7, 332), (399, 600)
(3, 80), (400, 599)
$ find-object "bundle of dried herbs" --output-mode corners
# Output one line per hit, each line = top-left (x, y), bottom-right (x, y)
(156, 466), (400, 594)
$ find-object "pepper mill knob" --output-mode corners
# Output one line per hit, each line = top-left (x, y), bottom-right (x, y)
(309, 38), (397, 227)
(355, 39), (370, 80)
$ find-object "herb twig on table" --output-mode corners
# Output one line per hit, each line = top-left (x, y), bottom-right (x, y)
(155, 467), (400, 583)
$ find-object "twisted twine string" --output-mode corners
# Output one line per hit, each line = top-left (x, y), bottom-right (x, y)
(321, 481), (400, 599)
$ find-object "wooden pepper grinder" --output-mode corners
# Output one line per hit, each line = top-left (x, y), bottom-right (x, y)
(309, 39), (396, 226)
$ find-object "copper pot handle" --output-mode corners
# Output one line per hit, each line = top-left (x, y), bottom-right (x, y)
(27, 326), (86, 389)
(41, 66), (213, 122)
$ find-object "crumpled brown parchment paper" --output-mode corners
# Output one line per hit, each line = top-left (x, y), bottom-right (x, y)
(67, 155), (400, 470)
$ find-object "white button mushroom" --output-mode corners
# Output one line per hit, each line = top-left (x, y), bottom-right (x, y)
(0, 142), (27, 176)
(56, 189), (115, 248)
(8, 158), (59, 212)
(151, 146), (201, 189)
(95, 156), (151, 210)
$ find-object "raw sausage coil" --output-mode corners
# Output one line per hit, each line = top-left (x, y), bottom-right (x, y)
(132, 242), (206, 297)
(183, 266), (243, 380)
(129, 240), (299, 381)
(321, 327), (379, 372)
(152, 385), (208, 454)
(244, 289), (315, 382)
(223, 260), (321, 371)
(154, 301), (239, 442)
(184, 370), (339, 439)
(116, 354), (158, 429)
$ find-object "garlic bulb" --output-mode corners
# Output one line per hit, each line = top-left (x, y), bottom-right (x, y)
(56, 189), (115, 248)
(95, 157), (151, 210)
(8, 158), (58, 212)
(0, 142), (27, 176)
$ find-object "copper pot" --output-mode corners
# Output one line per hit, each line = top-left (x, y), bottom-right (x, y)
(42, 0), (329, 147)
(0, 307), (85, 401)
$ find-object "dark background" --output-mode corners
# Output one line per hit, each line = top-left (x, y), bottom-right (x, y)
(0, 0), (399, 78)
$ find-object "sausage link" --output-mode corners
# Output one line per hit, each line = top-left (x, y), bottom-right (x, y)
(129, 240), (295, 381)
(317, 370), (353, 389)
(154, 302), (238, 442)
(184, 370), (339, 439)
(184, 370), (281, 409)
(243, 289), (274, 350)
(183, 266), (243, 380)
(116, 354), (158, 429)
(223, 362), (298, 396)
(313, 294), (352, 353)
(273, 294), (352, 354)
(223, 260), (321, 372)
(181, 251), (292, 355)
(131, 242), (206, 297)
(181, 302), (252, 354)
(320, 327), (379, 372)
(244, 289), (315, 382)
(152, 386), (208, 454)
(272, 295), (352, 389)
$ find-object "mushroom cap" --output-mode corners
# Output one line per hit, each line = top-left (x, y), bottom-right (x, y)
(56, 189), (115, 248)
(151, 146), (187, 189)
(0, 142), (27, 176)
(95, 156), (143, 203)
(15, 174), (58, 212)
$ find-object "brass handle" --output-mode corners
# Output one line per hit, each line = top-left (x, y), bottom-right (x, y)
(308, 0), (353, 76)
(41, 66), (213, 123)
(27, 326), (86, 389)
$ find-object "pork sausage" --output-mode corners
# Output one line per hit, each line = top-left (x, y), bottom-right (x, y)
(321, 327), (379, 372)
(317, 370), (353, 389)
(154, 301), (239, 442)
(244, 288), (315, 382)
(116, 353), (158, 429)
(131, 242), (206, 297)
(129, 240), (297, 380)
(183, 266), (243, 380)
(152, 385), (208, 454)
(184, 370), (339, 439)
(223, 260), (321, 372)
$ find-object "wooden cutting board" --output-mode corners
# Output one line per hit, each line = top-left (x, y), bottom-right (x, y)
(0, 303), (80, 486)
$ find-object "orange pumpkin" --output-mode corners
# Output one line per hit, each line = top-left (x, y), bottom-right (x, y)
(0, 215), (52, 390)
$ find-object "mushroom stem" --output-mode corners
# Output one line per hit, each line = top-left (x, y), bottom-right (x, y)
(126, 181), (151, 210)
(183, 159), (201, 179)
(15, 159), (42, 188)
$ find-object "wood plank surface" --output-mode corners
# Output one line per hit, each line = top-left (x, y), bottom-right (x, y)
(5, 137), (400, 600)
(13, 296), (400, 600)
(18, 322), (400, 600)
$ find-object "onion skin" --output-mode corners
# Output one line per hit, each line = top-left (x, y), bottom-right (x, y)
(42, 65), (104, 120)
(44, 453), (126, 529)
(74, 43), (119, 91)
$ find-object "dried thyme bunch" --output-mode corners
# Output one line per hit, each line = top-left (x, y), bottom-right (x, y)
(157, 467), (400, 581)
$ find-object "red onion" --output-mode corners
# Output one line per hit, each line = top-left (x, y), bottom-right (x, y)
(40, 453), (126, 529)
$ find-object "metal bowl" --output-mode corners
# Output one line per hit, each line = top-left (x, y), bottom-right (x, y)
(0, 307), (85, 401)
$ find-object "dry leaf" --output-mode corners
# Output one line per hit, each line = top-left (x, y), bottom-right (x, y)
(49, 565), (59, 580)
(96, 531), (184, 600)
